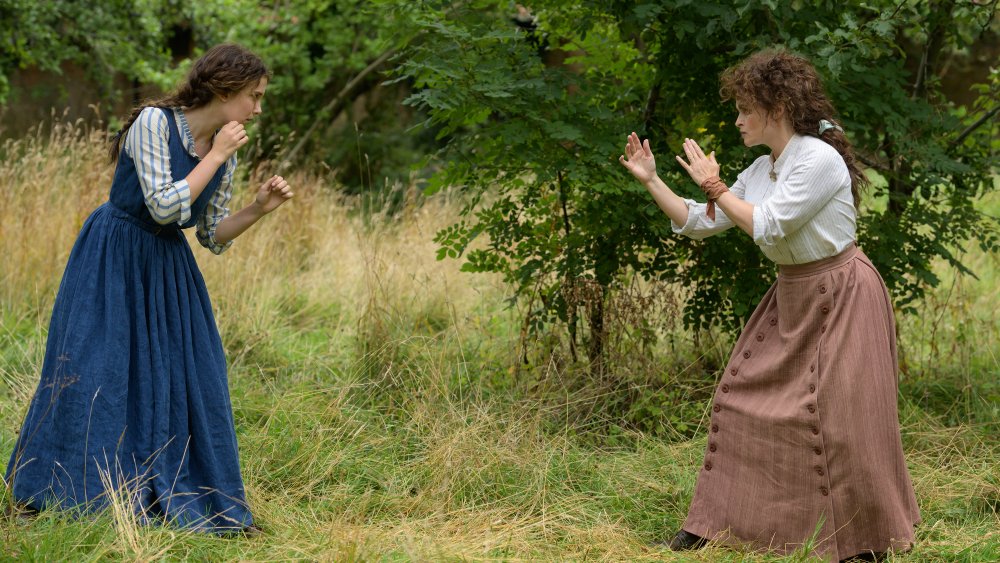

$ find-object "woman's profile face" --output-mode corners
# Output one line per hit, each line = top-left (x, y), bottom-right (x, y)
(735, 103), (768, 148)
(219, 76), (268, 124)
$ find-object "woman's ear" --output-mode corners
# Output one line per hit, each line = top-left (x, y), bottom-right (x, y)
(765, 107), (788, 127)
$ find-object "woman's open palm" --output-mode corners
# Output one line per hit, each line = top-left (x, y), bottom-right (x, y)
(619, 132), (657, 184)
(675, 137), (720, 186)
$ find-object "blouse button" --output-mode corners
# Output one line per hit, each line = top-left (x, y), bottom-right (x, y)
(704, 461), (713, 471)
(713, 404), (721, 413)
(811, 426), (820, 435)
(807, 404), (816, 413)
(709, 443), (717, 452)
(769, 318), (777, 326)
(821, 325), (827, 333)
(810, 365), (815, 373)
(712, 424), (719, 433)
(743, 351), (751, 359)
(730, 368), (738, 376)
(819, 285), (827, 294)
(721, 384), (730, 393)
(815, 466), (824, 476)
(820, 486), (829, 496)
(821, 306), (830, 314)
(756, 333), (764, 342)
(813, 446), (822, 455)
(809, 384), (816, 393)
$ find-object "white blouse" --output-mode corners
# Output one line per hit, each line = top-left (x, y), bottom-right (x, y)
(125, 107), (236, 255)
(672, 134), (857, 265)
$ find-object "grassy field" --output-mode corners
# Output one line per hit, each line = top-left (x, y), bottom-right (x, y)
(0, 121), (997, 561)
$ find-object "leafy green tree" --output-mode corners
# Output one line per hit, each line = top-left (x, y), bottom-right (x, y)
(391, 0), (664, 372)
(0, 0), (181, 105)
(186, 0), (421, 189)
(1, 0), (427, 190)
(392, 0), (999, 371)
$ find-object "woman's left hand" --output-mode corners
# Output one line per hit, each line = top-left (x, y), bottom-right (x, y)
(255, 175), (294, 214)
(675, 138), (720, 186)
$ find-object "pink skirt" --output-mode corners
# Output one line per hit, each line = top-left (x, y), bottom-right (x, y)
(682, 244), (920, 561)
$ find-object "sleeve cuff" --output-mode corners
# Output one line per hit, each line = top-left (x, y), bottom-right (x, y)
(671, 198), (699, 235)
(197, 231), (234, 255)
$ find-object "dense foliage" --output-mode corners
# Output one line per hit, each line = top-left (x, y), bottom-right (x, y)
(391, 0), (1000, 369)
(184, 0), (420, 187)
(0, 0), (426, 188)
(2, 0), (997, 371)
(0, 0), (180, 102)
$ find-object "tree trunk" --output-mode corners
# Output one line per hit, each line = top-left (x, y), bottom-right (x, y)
(587, 286), (607, 377)
(887, 0), (956, 217)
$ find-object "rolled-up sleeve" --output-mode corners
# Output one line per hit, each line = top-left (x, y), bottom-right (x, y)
(752, 150), (848, 248)
(125, 107), (192, 226)
(195, 155), (236, 255)
(671, 171), (747, 240)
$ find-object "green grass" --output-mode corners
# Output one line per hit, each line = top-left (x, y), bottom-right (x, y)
(1, 126), (998, 561)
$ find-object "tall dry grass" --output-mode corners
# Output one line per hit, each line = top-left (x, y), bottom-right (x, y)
(0, 117), (997, 561)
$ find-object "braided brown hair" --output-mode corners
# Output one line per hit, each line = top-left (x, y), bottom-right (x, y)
(109, 43), (271, 162)
(720, 49), (867, 208)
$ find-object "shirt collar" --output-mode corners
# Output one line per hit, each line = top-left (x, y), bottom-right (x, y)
(172, 107), (200, 159)
(771, 134), (802, 178)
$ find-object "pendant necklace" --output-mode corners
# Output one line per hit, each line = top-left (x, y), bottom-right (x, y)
(769, 156), (777, 181)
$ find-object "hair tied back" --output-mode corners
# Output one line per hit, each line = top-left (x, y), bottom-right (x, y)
(818, 119), (843, 135)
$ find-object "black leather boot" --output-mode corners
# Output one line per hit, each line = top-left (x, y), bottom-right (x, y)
(840, 552), (886, 562)
(668, 529), (708, 551)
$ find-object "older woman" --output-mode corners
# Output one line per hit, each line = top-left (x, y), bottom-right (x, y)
(619, 50), (920, 562)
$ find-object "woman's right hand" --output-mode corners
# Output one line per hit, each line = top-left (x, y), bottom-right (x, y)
(210, 121), (249, 161)
(618, 131), (657, 184)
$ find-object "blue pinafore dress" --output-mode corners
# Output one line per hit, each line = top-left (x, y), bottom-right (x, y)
(5, 108), (252, 532)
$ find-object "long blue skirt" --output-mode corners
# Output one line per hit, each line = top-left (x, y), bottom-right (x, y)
(6, 203), (252, 531)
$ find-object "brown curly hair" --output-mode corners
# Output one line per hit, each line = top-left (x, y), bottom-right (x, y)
(109, 43), (271, 162)
(720, 49), (867, 208)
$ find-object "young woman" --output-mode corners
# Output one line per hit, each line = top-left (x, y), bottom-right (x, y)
(619, 50), (920, 561)
(5, 44), (293, 533)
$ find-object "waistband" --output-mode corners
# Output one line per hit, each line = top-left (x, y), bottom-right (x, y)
(778, 242), (859, 278)
(103, 202), (180, 237)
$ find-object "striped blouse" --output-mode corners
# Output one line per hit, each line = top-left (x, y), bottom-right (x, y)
(672, 134), (857, 265)
(125, 107), (236, 255)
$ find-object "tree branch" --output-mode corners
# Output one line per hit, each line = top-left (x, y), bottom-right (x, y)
(890, 0), (908, 18)
(558, 171), (578, 363)
(976, 0), (998, 36)
(642, 79), (662, 133)
(857, 151), (891, 173)
(912, 0), (956, 100)
(951, 104), (1000, 148)
(278, 48), (397, 169)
